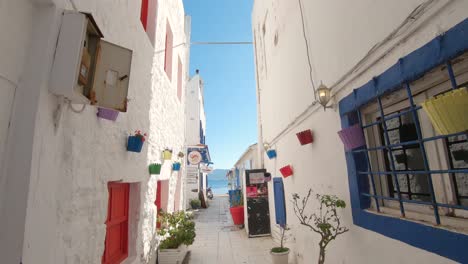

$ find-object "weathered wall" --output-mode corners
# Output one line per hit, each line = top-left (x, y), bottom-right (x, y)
(253, 0), (467, 263)
(0, 0), (188, 263)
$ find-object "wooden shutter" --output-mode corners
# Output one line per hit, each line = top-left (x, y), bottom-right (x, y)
(140, 0), (149, 30)
(164, 20), (173, 80)
(177, 57), (183, 101)
(103, 182), (129, 264)
(273, 178), (287, 226)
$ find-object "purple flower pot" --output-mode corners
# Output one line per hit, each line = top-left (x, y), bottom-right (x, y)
(338, 124), (366, 151)
(97, 107), (119, 121)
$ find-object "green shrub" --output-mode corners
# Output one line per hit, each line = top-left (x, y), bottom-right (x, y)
(157, 211), (196, 249)
(190, 199), (201, 209)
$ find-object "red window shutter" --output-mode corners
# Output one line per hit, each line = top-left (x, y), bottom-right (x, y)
(140, 0), (149, 30)
(177, 57), (183, 101)
(164, 20), (173, 81)
(103, 182), (129, 264)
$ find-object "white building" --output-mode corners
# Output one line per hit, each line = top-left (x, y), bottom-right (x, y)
(253, 1), (468, 263)
(231, 143), (261, 235)
(184, 71), (211, 207)
(0, 0), (189, 263)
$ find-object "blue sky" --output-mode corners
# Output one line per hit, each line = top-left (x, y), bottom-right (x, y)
(183, 0), (257, 169)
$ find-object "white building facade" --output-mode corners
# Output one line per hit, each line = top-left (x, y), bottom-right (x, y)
(0, 0), (189, 263)
(253, 1), (468, 263)
(184, 72), (211, 207)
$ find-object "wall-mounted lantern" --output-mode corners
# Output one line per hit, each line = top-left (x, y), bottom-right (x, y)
(317, 83), (333, 111)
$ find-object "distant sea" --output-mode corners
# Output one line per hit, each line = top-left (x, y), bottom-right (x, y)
(208, 179), (229, 195)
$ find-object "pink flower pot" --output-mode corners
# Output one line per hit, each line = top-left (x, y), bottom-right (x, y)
(338, 124), (366, 151)
(97, 107), (119, 121)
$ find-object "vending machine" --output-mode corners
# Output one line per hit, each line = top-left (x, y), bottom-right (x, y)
(245, 169), (271, 237)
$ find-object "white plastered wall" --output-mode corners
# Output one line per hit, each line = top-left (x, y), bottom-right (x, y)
(0, 0), (188, 263)
(253, 0), (468, 263)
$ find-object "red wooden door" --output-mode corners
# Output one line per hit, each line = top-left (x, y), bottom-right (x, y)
(102, 182), (129, 264)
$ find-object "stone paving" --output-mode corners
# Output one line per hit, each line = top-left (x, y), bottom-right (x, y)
(184, 196), (274, 264)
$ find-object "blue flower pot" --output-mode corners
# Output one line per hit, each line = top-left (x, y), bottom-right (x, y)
(127, 136), (144, 153)
(172, 163), (181, 171)
(266, 149), (277, 159)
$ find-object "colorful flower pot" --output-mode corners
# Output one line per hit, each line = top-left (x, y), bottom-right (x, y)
(97, 107), (119, 121)
(338, 124), (366, 151)
(266, 149), (277, 159)
(230, 206), (244, 225)
(127, 136), (144, 152)
(172, 162), (181, 171)
(421, 87), (468, 135)
(163, 150), (173, 160)
(279, 165), (293, 178)
(149, 163), (162, 175)
(296, 129), (314, 145)
(452, 149), (468, 162)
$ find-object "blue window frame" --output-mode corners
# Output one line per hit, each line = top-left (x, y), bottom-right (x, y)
(339, 18), (468, 263)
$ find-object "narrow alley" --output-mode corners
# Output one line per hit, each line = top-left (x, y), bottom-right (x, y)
(184, 196), (274, 264)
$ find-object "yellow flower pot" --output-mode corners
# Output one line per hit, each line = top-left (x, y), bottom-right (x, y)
(162, 150), (173, 160)
(421, 87), (468, 135)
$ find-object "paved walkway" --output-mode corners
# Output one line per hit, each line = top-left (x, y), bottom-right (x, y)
(185, 196), (274, 264)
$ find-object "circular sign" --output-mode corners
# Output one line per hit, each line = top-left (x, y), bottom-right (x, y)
(188, 151), (202, 165)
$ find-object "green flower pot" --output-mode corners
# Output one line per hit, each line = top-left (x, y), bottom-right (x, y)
(149, 163), (162, 175)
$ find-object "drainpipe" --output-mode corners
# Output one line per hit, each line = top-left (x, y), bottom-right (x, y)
(253, 30), (265, 169)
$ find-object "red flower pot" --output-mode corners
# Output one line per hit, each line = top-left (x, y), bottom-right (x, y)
(230, 206), (244, 225)
(279, 165), (293, 178)
(296, 129), (313, 145)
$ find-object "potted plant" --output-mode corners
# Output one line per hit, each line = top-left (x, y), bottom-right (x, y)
(190, 199), (201, 209)
(266, 149), (277, 159)
(337, 124), (365, 151)
(292, 189), (349, 264)
(172, 162), (181, 171)
(127, 130), (147, 153)
(163, 148), (173, 160)
(149, 163), (162, 175)
(157, 211), (196, 264)
(97, 107), (119, 121)
(296, 129), (314, 145)
(178, 151), (185, 159)
(271, 225), (290, 264)
(279, 165), (293, 178)
(229, 191), (244, 225)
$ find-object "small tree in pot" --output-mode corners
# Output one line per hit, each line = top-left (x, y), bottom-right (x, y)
(271, 225), (290, 264)
(292, 189), (348, 264)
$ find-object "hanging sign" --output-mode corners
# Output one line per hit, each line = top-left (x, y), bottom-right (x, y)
(188, 151), (202, 165)
(200, 165), (214, 174)
(249, 172), (265, 184)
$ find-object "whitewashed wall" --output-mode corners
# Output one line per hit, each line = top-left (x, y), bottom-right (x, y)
(0, 0), (188, 263)
(253, 0), (468, 263)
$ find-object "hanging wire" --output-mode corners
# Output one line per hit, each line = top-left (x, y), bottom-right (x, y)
(298, 0), (317, 99)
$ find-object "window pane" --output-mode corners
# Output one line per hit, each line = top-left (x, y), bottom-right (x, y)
(379, 110), (431, 202)
(447, 134), (468, 206)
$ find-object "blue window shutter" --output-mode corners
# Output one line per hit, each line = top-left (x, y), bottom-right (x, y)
(273, 178), (286, 226)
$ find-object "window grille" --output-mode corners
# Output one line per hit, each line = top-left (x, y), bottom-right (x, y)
(354, 59), (468, 225)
